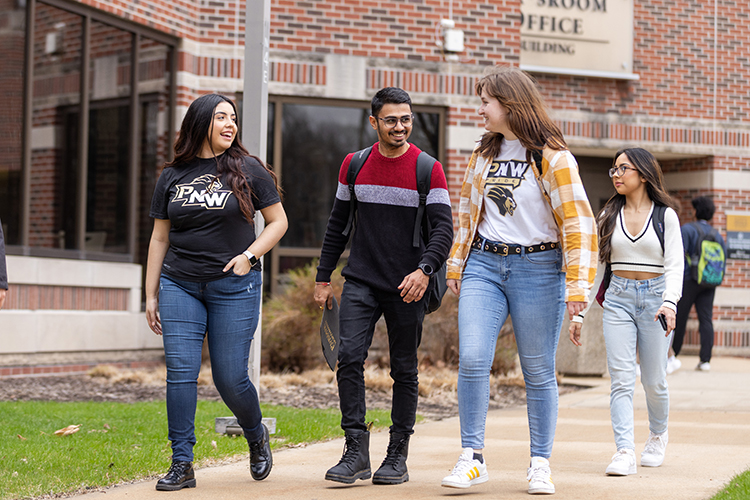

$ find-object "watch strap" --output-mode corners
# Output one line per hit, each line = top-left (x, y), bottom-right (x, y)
(242, 250), (258, 266)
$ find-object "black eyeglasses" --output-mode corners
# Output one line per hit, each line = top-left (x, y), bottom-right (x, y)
(609, 165), (638, 178)
(377, 114), (413, 128)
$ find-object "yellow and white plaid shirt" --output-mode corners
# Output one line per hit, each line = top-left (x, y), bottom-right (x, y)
(446, 145), (598, 303)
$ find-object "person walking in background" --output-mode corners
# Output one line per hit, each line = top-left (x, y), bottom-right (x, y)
(0, 219), (7, 310)
(670, 196), (726, 372)
(145, 94), (287, 491)
(570, 148), (683, 476)
(442, 66), (597, 495)
(314, 87), (453, 485)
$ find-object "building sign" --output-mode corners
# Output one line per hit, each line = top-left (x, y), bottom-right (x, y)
(727, 214), (750, 260)
(519, 0), (636, 79)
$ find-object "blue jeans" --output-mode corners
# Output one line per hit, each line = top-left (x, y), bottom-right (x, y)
(457, 243), (565, 458)
(337, 278), (425, 434)
(603, 274), (670, 451)
(159, 271), (264, 462)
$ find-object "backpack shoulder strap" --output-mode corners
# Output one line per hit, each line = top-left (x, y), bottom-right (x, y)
(413, 151), (438, 248)
(531, 149), (544, 171)
(651, 204), (667, 254)
(341, 146), (372, 237)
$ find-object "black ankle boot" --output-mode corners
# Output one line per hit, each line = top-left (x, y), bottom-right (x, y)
(325, 430), (371, 483)
(248, 423), (272, 480)
(155, 461), (196, 491)
(372, 431), (410, 484)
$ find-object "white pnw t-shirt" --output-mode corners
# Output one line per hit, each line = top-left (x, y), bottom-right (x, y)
(477, 139), (559, 246)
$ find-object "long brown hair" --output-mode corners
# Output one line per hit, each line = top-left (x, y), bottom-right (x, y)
(598, 148), (679, 264)
(165, 94), (281, 222)
(475, 66), (567, 163)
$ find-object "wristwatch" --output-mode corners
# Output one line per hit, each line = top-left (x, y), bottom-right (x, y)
(243, 250), (258, 266)
(418, 263), (434, 276)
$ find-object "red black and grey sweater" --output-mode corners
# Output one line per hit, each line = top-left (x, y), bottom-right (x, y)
(316, 143), (454, 293)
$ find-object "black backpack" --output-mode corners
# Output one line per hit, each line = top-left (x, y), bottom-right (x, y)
(341, 146), (447, 314)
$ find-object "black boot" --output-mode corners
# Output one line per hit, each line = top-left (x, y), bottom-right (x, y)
(372, 431), (410, 485)
(155, 461), (196, 491)
(325, 430), (371, 483)
(248, 423), (273, 480)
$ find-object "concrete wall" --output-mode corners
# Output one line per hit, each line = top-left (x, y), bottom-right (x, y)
(0, 256), (162, 370)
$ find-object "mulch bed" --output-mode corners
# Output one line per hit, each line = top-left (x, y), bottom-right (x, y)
(0, 373), (579, 421)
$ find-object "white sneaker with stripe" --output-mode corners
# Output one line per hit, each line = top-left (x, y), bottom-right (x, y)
(527, 456), (555, 495)
(441, 448), (488, 489)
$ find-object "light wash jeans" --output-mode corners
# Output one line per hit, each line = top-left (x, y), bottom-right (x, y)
(159, 271), (264, 462)
(602, 274), (670, 451)
(457, 241), (565, 458)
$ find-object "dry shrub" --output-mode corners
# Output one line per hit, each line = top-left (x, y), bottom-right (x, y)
(260, 262), (518, 376)
(259, 369), (336, 389)
(261, 262), (345, 373)
(88, 364), (120, 379)
(87, 364), (213, 386)
(377, 291), (518, 376)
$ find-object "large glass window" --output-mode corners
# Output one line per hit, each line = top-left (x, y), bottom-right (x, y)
(1, 0), (176, 263)
(0, 0), (25, 244)
(267, 97), (444, 293)
(30, 3), (83, 249)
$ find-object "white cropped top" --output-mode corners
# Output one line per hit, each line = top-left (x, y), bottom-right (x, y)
(609, 202), (684, 309)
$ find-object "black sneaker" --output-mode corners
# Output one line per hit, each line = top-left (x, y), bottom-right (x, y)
(325, 430), (371, 483)
(155, 461), (196, 491)
(249, 423), (273, 480)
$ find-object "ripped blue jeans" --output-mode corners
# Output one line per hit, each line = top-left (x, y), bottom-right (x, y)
(159, 271), (264, 461)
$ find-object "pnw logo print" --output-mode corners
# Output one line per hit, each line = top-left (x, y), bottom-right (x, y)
(172, 174), (232, 209)
(486, 159), (529, 216)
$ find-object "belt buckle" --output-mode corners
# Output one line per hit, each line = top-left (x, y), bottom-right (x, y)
(499, 244), (509, 256)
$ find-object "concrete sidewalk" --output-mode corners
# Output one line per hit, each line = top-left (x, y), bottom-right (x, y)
(70, 355), (750, 500)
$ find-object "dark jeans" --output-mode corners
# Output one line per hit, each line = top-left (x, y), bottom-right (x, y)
(673, 278), (716, 363)
(159, 271), (264, 462)
(337, 278), (426, 435)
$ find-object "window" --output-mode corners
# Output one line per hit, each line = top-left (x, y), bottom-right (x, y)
(1, 0), (177, 266)
(266, 97), (445, 294)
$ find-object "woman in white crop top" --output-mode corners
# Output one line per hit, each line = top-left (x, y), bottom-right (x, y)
(570, 147), (683, 477)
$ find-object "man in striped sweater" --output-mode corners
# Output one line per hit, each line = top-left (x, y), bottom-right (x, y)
(314, 87), (453, 486)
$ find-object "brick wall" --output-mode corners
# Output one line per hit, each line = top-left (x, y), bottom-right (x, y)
(16, 0), (749, 343)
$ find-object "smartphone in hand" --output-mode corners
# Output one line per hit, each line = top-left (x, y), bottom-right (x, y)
(658, 313), (668, 331)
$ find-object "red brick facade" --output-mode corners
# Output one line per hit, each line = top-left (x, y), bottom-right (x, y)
(10, 0), (750, 352)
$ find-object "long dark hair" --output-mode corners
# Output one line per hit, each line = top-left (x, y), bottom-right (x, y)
(165, 94), (281, 222)
(598, 148), (679, 263)
(475, 66), (567, 162)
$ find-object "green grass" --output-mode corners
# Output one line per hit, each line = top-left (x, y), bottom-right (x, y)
(710, 470), (750, 500)
(0, 400), (392, 500)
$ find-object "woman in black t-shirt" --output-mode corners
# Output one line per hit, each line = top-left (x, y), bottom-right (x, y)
(145, 94), (287, 491)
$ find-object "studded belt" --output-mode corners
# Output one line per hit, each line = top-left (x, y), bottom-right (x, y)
(471, 235), (558, 256)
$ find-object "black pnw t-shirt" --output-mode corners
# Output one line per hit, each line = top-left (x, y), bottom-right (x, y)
(149, 155), (280, 282)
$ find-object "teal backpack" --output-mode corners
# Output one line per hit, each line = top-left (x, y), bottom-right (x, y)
(687, 223), (726, 288)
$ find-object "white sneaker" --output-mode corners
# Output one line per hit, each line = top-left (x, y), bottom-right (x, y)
(441, 448), (488, 489)
(527, 457), (554, 495)
(696, 362), (711, 371)
(666, 356), (682, 375)
(606, 449), (637, 476)
(641, 430), (668, 467)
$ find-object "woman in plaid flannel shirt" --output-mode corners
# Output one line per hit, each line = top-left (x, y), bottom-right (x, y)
(440, 67), (597, 495)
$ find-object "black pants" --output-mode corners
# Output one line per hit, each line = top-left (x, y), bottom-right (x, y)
(337, 278), (425, 435)
(673, 278), (716, 363)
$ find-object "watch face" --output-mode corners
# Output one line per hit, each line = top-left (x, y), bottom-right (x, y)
(420, 264), (433, 276)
